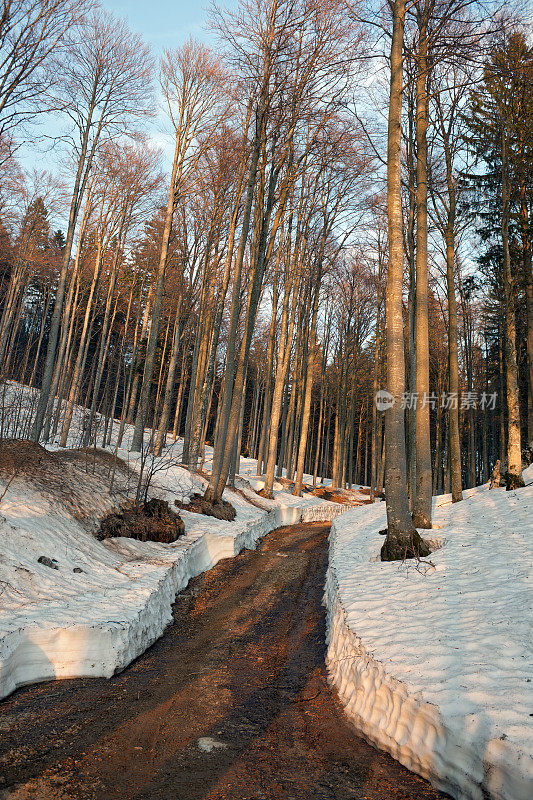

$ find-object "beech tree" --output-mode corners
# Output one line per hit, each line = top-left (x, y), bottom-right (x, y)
(130, 39), (229, 453)
(204, 0), (362, 504)
(428, 55), (473, 503)
(31, 10), (154, 441)
(57, 141), (162, 447)
(0, 0), (88, 140)
(381, 0), (429, 560)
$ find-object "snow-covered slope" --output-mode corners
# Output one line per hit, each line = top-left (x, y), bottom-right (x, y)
(325, 468), (533, 800)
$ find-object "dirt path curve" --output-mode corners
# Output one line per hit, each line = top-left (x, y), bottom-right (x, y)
(0, 523), (447, 800)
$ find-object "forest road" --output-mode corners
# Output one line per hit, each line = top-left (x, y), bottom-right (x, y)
(0, 522), (448, 800)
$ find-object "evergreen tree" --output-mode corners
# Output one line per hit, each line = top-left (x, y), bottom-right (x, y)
(464, 29), (533, 484)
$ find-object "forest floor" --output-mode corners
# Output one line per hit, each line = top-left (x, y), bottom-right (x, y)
(0, 522), (446, 800)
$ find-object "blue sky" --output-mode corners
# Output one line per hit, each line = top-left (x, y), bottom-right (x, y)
(102, 0), (228, 51)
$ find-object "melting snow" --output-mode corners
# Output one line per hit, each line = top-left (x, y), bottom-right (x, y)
(325, 466), (533, 800)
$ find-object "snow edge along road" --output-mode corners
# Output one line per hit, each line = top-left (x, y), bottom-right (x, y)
(0, 497), (345, 701)
(324, 478), (533, 800)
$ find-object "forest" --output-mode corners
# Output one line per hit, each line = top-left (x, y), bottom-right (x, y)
(0, 0), (531, 560)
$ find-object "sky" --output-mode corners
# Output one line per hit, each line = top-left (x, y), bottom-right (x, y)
(102, 0), (228, 51)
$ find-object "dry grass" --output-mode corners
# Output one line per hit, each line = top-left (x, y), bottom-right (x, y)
(302, 484), (370, 506)
(0, 440), (135, 527)
(175, 493), (236, 521)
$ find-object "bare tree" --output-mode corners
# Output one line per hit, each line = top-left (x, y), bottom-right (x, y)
(382, 0), (429, 560)
(31, 9), (154, 441)
(0, 0), (88, 139)
(429, 55), (473, 503)
(204, 0), (361, 503)
(130, 38), (229, 453)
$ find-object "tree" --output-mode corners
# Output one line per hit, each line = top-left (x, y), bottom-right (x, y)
(0, 170), (65, 372)
(466, 28), (530, 488)
(0, 0), (88, 140)
(31, 9), (154, 441)
(429, 55), (473, 502)
(130, 38), (229, 453)
(411, 0), (433, 528)
(382, 0), (429, 560)
(204, 0), (361, 503)
(57, 141), (162, 447)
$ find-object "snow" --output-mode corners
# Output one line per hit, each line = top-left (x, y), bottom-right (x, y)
(3, 380), (531, 800)
(197, 737), (228, 753)
(325, 466), (533, 800)
(0, 382), (345, 700)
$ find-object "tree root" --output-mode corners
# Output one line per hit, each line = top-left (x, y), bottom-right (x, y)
(504, 472), (525, 491)
(381, 529), (431, 562)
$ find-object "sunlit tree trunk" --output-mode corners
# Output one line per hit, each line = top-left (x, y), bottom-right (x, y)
(131, 137), (180, 452)
(382, 0), (428, 559)
(412, 6), (432, 528)
(501, 124), (523, 486)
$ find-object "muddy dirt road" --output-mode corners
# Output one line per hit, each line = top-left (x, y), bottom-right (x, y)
(0, 523), (447, 800)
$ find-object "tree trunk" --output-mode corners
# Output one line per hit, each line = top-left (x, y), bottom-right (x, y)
(370, 306), (381, 502)
(294, 272), (320, 496)
(382, 0), (428, 560)
(501, 124), (523, 486)
(444, 211), (463, 500)
(205, 110), (263, 499)
(131, 134), (181, 452)
(31, 116), (94, 442)
(412, 9), (432, 528)
(520, 182), (533, 450)
(154, 298), (183, 456)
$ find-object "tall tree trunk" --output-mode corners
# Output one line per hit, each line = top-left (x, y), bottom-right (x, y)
(294, 271), (321, 496)
(520, 182), (533, 450)
(131, 136), (181, 453)
(84, 248), (121, 444)
(370, 305), (382, 502)
(59, 239), (104, 446)
(154, 298), (183, 456)
(263, 236), (301, 497)
(206, 129), (287, 502)
(172, 331), (191, 441)
(29, 286), (52, 389)
(187, 201), (243, 471)
(501, 124), (523, 486)
(412, 9), (432, 528)
(256, 272), (279, 474)
(31, 116), (95, 442)
(406, 82), (417, 509)
(444, 180), (463, 501)
(205, 109), (263, 498)
(382, 0), (428, 559)
(499, 321), (507, 467)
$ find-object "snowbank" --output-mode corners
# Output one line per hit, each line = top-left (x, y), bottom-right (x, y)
(0, 444), (345, 701)
(325, 469), (533, 800)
